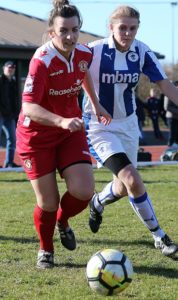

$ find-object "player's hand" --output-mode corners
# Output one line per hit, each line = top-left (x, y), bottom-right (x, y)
(93, 103), (112, 125)
(60, 117), (84, 132)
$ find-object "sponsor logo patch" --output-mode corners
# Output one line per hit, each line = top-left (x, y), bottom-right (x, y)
(23, 116), (31, 127)
(102, 71), (139, 84)
(23, 75), (34, 93)
(49, 79), (82, 97)
(49, 70), (64, 77)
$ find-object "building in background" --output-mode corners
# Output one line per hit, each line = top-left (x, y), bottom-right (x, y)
(0, 7), (104, 99)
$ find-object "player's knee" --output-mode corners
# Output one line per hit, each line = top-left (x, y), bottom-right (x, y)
(116, 188), (127, 198)
(68, 185), (94, 201)
(39, 201), (59, 212)
(78, 190), (93, 201)
(36, 193), (59, 211)
(114, 180), (127, 197)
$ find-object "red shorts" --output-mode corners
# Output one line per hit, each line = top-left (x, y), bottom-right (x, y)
(17, 131), (92, 180)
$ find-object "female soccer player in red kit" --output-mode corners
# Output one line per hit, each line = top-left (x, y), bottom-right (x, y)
(16, 0), (111, 269)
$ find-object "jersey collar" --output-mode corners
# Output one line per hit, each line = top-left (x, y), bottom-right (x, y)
(108, 35), (136, 53)
(49, 40), (75, 65)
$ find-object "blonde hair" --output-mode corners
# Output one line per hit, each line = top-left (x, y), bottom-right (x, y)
(109, 5), (140, 25)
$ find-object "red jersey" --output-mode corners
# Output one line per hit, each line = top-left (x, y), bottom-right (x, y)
(17, 41), (92, 152)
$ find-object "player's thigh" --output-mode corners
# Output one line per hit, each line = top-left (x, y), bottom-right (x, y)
(88, 130), (125, 166)
(56, 131), (92, 172)
(120, 132), (139, 168)
(62, 163), (94, 200)
(18, 149), (60, 210)
(30, 171), (59, 211)
(57, 131), (94, 200)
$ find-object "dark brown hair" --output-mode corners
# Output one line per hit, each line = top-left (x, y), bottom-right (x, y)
(48, 0), (83, 29)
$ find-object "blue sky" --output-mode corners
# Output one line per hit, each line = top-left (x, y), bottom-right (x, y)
(0, 0), (177, 64)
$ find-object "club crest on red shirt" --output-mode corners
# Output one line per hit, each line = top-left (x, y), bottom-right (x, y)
(24, 159), (32, 170)
(78, 60), (88, 72)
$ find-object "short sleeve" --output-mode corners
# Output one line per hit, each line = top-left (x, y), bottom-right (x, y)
(23, 58), (48, 104)
(142, 50), (167, 83)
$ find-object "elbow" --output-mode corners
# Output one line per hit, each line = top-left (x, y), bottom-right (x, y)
(156, 79), (170, 94)
(22, 102), (32, 117)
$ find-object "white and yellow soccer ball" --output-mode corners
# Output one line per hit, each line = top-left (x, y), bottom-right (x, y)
(86, 249), (133, 296)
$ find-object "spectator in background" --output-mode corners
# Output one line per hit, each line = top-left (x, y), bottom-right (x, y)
(135, 96), (146, 145)
(146, 88), (164, 139)
(164, 81), (178, 146)
(0, 61), (21, 168)
(159, 93), (168, 127)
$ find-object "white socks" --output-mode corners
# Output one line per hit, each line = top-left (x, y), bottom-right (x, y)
(129, 192), (165, 240)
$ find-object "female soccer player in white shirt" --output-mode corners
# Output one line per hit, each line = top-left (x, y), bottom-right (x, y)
(83, 5), (178, 257)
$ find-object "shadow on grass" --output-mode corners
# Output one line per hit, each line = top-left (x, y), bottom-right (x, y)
(134, 265), (178, 278)
(95, 180), (112, 184)
(1, 235), (178, 278)
(55, 262), (86, 268)
(54, 261), (178, 279)
(77, 238), (154, 248)
(0, 235), (157, 249)
(0, 235), (38, 244)
(0, 179), (28, 182)
(143, 180), (178, 184)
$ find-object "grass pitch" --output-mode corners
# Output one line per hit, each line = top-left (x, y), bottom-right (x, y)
(0, 166), (178, 299)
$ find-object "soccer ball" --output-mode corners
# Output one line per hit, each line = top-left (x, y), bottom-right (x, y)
(86, 249), (133, 296)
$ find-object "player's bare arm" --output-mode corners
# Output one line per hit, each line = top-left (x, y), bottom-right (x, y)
(82, 69), (112, 125)
(157, 79), (178, 106)
(22, 102), (84, 132)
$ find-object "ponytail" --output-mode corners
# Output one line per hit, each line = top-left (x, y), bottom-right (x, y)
(48, 0), (82, 29)
(53, 0), (70, 8)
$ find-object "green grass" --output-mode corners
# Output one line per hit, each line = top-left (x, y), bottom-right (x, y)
(0, 166), (178, 300)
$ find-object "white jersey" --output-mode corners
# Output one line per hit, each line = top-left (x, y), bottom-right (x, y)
(83, 36), (167, 166)
(83, 35), (167, 120)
